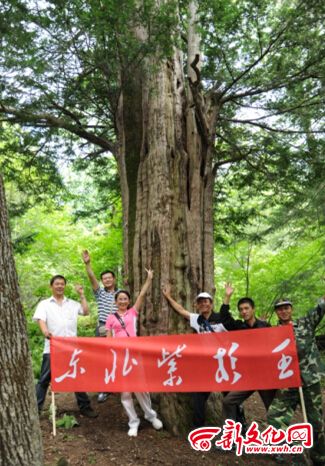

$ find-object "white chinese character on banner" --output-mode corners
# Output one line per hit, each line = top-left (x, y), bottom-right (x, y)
(213, 342), (241, 384)
(157, 344), (187, 386)
(105, 349), (117, 384)
(122, 348), (139, 376)
(55, 349), (86, 383)
(272, 338), (294, 380)
(104, 349), (139, 384)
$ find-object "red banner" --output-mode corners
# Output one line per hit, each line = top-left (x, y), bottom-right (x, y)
(50, 326), (301, 392)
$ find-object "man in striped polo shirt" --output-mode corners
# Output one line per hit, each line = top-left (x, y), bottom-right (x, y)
(82, 250), (117, 403)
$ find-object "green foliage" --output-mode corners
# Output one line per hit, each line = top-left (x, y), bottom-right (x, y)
(214, 168), (325, 327)
(87, 454), (97, 465)
(0, 0), (181, 160)
(72, 154), (121, 223)
(56, 414), (79, 429)
(1, 0), (323, 171)
(0, 124), (64, 218)
(14, 201), (123, 373)
(15, 204), (123, 303)
(215, 235), (325, 317)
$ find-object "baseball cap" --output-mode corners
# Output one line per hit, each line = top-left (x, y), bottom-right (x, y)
(274, 299), (293, 309)
(196, 292), (213, 301)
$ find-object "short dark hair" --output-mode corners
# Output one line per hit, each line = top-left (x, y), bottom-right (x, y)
(237, 297), (255, 309)
(115, 289), (131, 301)
(100, 270), (116, 280)
(50, 275), (67, 285)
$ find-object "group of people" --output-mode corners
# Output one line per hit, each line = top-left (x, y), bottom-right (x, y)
(163, 282), (325, 466)
(33, 251), (325, 465)
(34, 253), (163, 438)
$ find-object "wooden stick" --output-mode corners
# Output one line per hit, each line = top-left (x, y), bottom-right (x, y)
(51, 390), (56, 437)
(299, 386), (313, 465)
(298, 386), (308, 423)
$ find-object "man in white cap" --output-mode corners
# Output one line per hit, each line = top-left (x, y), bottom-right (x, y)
(162, 284), (246, 429)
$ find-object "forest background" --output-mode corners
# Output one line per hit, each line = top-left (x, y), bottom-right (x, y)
(2, 117), (325, 379)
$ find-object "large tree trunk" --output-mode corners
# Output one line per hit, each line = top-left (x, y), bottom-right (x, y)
(0, 176), (43, 465)
(116, 11), (219, 433)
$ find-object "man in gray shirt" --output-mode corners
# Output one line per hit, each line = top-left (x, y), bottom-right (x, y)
(82, 250), (117, 402)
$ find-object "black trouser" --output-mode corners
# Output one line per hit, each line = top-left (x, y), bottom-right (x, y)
(193, 392), (210, 427)
(36, 353), (91, 412)
(192, 392), (247, 428)
(222, 389), (276, 422)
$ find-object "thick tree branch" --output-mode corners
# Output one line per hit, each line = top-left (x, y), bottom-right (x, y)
(213, 132), (253, 174)
(0, 104), (116, 153)
(228, 100), (323, 123)
(224, 118), (324, 134)
(81, 148), (108, 159)
(188, 89), (210, 146)
(213, 152), (249, 175)
(231, 96), (322, 113)
(48, 99), (83, 127)
(188, 57), (211, 146)
(189, 54), (201, 86)
(221, 61), (323, 104)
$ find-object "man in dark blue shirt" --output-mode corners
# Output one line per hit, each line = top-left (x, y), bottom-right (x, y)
(219, 284), (276, 424)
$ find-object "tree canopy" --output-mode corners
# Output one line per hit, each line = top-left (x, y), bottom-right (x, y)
(0, 0), (324, 165)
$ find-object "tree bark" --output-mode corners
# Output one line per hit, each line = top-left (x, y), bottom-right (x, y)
(0, 175), (43, 465)
(117, 21), (219, 433)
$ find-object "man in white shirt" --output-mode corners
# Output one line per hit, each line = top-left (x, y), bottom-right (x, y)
(33, 275), (97, 418)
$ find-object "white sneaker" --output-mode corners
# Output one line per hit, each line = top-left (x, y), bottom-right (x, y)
(128, 427), (138, 437)
(151, 418), (163, 430)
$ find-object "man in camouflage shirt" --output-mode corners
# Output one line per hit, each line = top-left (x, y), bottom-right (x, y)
(267, 297), (325, 466)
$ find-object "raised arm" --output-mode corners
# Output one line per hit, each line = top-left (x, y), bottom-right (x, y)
(223, 282), (234, 305)
(133, 268), (154, 311)
(75, 284), (90, 316)
(82, 250), (99, 291)
(308, 295), (325, 329)
(219, 282), (242, 330)
(162, 283), (190, 320)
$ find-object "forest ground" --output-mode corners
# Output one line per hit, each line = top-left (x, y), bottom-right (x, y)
(40, 389), (321, 466)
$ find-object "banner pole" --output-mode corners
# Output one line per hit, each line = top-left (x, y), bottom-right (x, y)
(298, 387), (312, 466)
(51, 389), (56, 437)
(298, 386), (308, 423)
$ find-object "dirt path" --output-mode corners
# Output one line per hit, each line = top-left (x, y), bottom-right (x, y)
(41, 391), (312, 466)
